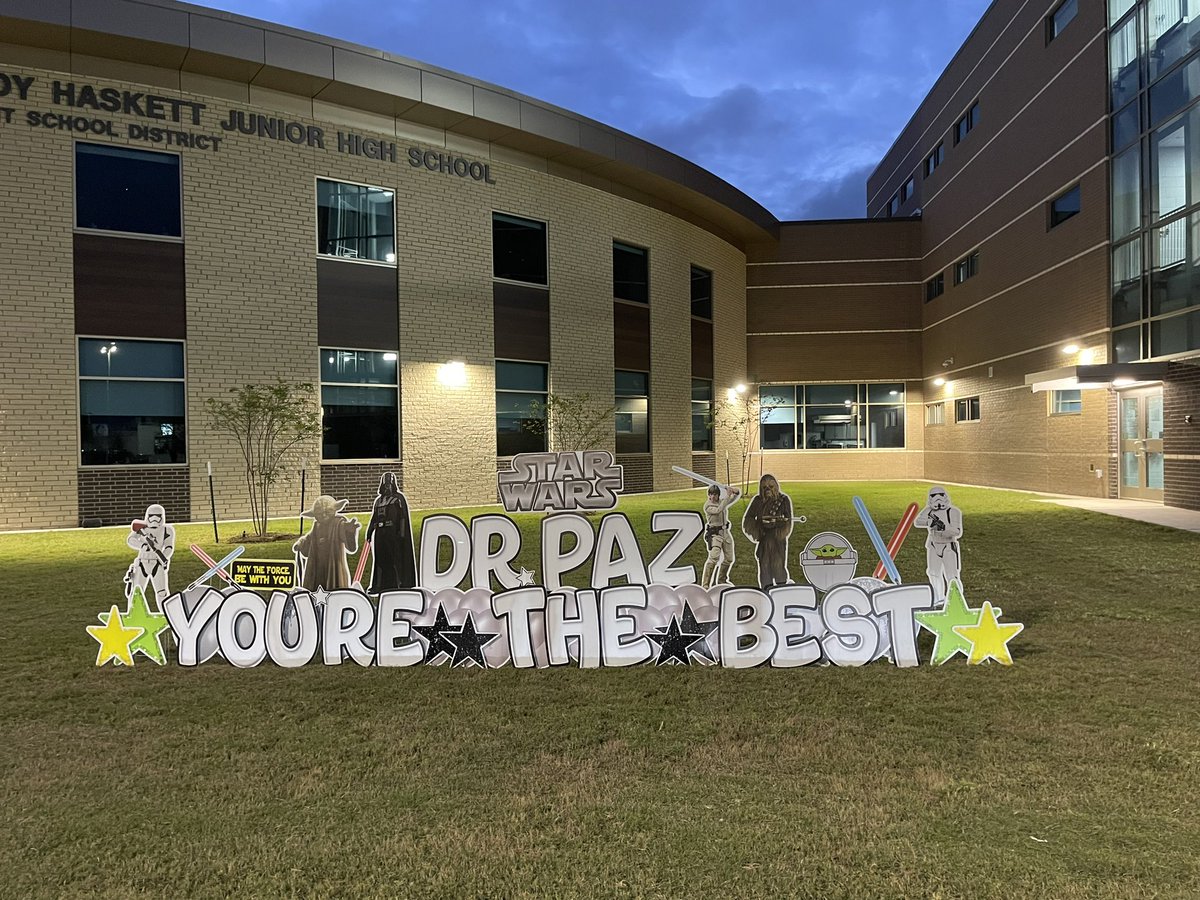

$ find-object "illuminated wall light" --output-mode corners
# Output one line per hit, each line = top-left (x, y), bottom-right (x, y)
(1079, 348), (1095, 365)
(437, 360), (467, 387)
(1062, 343), (1080, 354)
(726, 388), (738, 402)
(735, 383), (748, 394)
(933, 377), (946, 387)
(1112, 377), (1135, 387)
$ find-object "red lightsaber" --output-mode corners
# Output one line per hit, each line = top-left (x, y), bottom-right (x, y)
(873, 503), (920, 581)
(353, 540), (372, 587)
(188, 543), (237, 586)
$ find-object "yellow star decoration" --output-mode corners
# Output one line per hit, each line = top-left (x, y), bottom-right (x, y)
(87, 605), (144, 667)
(951, 601), (1023, 666)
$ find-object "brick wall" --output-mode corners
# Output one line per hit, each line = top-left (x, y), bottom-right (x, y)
(78, 467), (190, 527)
(1165, 361), (1200, 511)
(618, 453), (654, 494)
(320, 463), (402, 513)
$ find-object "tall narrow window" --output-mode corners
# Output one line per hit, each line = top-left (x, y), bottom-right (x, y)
(320, 349), (399, 459)
(925, 143), (944, 177)
(493, 213), (548, 285)
(78, 338), (186, 465)
(953, 252), (979, 285)
(75, 143), (181, 238)
(690, 266), (713, 319)
(614, 242), (649, 303)
(615, 370), (650, 453)
(900, 177), (915, 203)
(496, 361), (547, 455)
(1046, 0), (1077, 42)
(316, 179), (395, 263)
(954, 102), (980, 144)
(925, 273), (945, 301)
(888, 195), (900, 217)
(691, 379), (713, 451)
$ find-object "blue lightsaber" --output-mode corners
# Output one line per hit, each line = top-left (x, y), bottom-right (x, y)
(852, 496), (901, 584)
(184, 545), (245, 593)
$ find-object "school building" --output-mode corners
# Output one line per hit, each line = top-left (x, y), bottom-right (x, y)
(0, 0), (1196, 530)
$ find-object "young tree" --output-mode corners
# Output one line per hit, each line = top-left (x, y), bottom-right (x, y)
(710, 385), (778, 493)
(524, 392), (616, 452)
(205, 381), (322, 538)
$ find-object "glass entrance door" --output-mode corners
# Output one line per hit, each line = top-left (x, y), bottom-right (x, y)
(1119, 387), (1164, 502)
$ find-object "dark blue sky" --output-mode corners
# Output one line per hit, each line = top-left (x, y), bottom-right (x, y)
(196, 0), (993, 220)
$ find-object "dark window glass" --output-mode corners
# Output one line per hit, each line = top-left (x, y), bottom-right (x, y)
(1148, 0), (1193, 80)
(1151, 211), (1200, 316)
(925, 143), (944, 177)
(806, 384), (857, 406)
(866, 404), (905, 448)
(1047, 0), (1077, 42)
(925, 273), (945, 302)
(690, 266), (713, 318)
(1152, 307), (1200, 356)
(691, 378), (713, 451)
(758, 384), (904, 450)
(1112, 324), (1142, 362)
(760, 387), (797, 449)
(78, 338), (186, 465)
(1110, 12), (1140, 109)
(900, 177), (915, 203)
(1112, 237), (1145, 325)
(1113, 100), (1141, 151)
(866, 383), (905, 404)
(321, 349), (399, 460)
(1112, 143), (1142, 238)
(955, 397), (981, 422)
(1149, 54), (1200, 128)
(954, 102), (979, 145)
(615, 369), (649, 453)
(496, 361), (547, 455)
(316, 180), (395, 263)
(888, 195), (900, 217)
(1151, 105), (1200, 222)
(953, 253), (979, 285)
(1050, 184), (1081, 228)
(75, 143), (181, 237)
(614, 242), (649, 303)
(493, 213), (547, 284)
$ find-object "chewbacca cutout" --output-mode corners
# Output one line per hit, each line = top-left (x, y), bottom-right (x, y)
(741, 474), (793, 590)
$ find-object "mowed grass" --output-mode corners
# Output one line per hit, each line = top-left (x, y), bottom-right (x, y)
(1, 481), (1199, 899)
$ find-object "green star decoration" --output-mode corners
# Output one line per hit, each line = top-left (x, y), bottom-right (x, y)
(99, 588), (171, 666)
(913, 580), (983, 666)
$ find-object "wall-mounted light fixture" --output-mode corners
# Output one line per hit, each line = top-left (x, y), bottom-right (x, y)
(437, 360), (467, 387)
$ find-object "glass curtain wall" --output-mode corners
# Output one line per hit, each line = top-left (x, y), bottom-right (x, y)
(1110, 0), (1200, 359)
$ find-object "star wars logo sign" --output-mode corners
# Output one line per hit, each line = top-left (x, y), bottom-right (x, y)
(498, 451), (624, 512)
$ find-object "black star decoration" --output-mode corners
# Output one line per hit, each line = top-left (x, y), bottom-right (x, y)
(678, 601), (719, 665)
(413, 604), (458, 664)
(443, 611), (499, 669)
(646, 613), (707, 666)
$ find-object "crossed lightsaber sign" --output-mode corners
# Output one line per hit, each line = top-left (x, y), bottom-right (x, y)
(673, 466), (919, 583)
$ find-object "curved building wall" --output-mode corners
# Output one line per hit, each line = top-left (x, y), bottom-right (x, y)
(0, 59), (747, 528)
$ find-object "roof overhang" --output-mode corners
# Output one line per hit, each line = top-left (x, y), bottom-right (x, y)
(1024, 362), (1170, 392)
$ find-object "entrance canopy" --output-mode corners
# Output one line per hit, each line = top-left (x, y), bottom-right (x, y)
(1024, 362), (1169, 392)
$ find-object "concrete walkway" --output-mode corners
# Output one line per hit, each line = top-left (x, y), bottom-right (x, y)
(1033, 496), (1200, 533)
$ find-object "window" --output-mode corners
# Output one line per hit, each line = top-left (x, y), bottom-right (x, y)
(925, 143), (944, 177)
(900, 177), (916, 203)
(925, 402), (946, 426)
(493, 213), (547, 284)
(888, 194), (900, 217)
(1147, 0), (1193, 79)
(1046, 0), (1077, 42)
(316, 179), (395, 263)
(759, 384), (905, 450)
(76, 143), (181, 238)
(614, 242), (649, 303)
(496, 361), (547, 456)
(690, 266), (713, 319)
(1112, 237), (1144, 325)
(925, 273), (945, 302)
(79, 338), (185, 465)
(1050, 389), (1082, 415)
(1112, 144), (1142, 239)
(1151, 105), (1200, 223)
(1049, 184), (1081, 228)
(954, 102), (980, 144)
(955, 396), (981, 422)
(615, 370), (649, 453)
(1109, 12), (1139, 110)
(691, 379), (713, 451)
(953, 252), (979, 285)
(321, 349), (399, 459)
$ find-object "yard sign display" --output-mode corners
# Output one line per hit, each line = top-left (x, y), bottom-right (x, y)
(88, 454), (1023, 670)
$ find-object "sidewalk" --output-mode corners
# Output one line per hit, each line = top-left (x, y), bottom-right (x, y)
(1033, 496), (1200, 534)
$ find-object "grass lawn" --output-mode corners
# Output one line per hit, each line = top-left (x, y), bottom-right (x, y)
(2, 481), (1199, 898)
